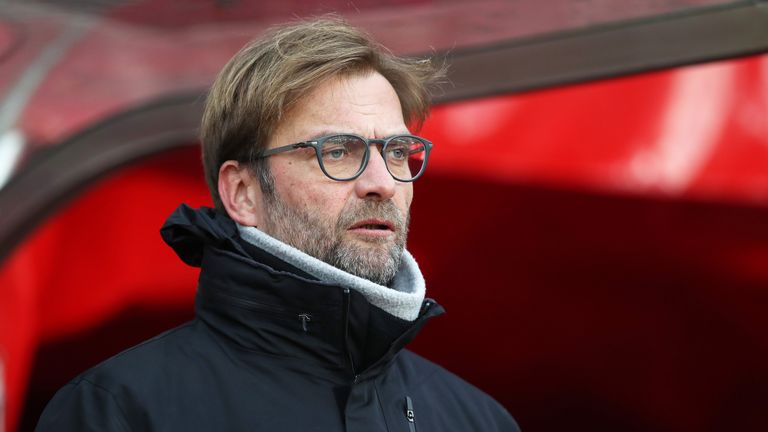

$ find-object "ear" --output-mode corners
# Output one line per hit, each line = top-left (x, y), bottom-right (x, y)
(218, 160), (265, 227)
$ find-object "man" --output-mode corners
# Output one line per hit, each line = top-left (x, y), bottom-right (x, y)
(37, 18), (520, 431)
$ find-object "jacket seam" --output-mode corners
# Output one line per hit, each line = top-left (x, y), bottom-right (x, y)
(196, 317), (349, 382)
(91, 322), (196, 368)
(373, 381), (392, 432)
(76, 378), (133, 431)
(409, 365), (441, 389)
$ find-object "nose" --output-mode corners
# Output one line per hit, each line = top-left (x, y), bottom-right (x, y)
(353, 147), (396, 200)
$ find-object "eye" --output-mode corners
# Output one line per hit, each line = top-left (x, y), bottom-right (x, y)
(322, 145), (348, 161)
(385, 143), (410, 162)
(390, 148), (406, 160)
(321, 136), (358, 162)
(328, 148), (346, 160)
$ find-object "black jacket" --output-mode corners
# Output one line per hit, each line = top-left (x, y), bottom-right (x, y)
(36, 205), (519, 431)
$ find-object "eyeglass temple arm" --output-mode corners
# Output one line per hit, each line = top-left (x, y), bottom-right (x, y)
(258, 142), (315, 157)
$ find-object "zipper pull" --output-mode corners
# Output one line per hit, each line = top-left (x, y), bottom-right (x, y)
(298, 313), (311, 332)
(405, 396), (416, 432)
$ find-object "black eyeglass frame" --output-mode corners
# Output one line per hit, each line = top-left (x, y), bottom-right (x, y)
(256, 133), (433, 182)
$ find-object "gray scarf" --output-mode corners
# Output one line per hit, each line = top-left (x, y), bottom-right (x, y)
(237, 224), (426, 321)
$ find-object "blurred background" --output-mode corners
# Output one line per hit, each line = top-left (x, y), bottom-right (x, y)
(1, 0), (767, 431)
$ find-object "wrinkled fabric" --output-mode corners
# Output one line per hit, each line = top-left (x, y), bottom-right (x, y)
(36, 205), (519, 432)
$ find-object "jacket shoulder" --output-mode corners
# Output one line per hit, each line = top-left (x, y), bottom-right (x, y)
(37, 321), (211, 431)
(395, 350), (521, 432)
(79, 321), (206, 387)
(35, 378), (133, 431)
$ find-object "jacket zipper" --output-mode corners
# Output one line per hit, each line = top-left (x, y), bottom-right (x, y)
(298, 313), (311, 332)
(342, 287), (358, 382)
(202, 287), (314, 333)
(405, 396), (416, 432)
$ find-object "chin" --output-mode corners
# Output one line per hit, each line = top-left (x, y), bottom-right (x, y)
(336, 240), (398, 263)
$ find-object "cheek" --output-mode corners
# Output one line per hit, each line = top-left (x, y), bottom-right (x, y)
(274, 169), (351, 217)
(398, 184), (414, 214)
(271, 160), (317, 199)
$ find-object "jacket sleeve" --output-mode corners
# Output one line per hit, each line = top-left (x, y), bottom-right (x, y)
(35, 379), (132, 432)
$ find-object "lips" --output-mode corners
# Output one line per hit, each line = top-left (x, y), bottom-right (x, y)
(348, 219), (395, 232)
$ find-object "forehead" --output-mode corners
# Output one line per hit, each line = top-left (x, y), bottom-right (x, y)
(274, 72), (408, 143)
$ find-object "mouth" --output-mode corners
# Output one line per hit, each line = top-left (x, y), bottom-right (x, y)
(348, 219), (395, 237)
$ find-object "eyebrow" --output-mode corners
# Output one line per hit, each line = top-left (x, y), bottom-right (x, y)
(302, 130), (411, 142)
(304, 130), (342, 141)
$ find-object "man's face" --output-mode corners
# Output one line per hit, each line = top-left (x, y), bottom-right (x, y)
(256, 72), (414, 286)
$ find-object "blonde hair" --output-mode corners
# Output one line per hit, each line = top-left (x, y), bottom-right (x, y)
(200, 17), (445, 209)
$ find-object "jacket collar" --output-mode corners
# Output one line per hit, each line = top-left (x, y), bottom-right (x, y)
(160, 204), (444, 379)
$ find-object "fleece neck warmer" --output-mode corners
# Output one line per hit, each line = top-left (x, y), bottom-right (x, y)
(237, 225), (426, 321)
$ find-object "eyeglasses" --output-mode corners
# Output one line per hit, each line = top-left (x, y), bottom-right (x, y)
(257, 134), (432, 182)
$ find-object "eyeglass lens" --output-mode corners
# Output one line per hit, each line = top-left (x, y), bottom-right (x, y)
(319, 135), (427, 181)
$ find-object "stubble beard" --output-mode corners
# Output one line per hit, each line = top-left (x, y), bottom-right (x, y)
(260, 191), (409, 286)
